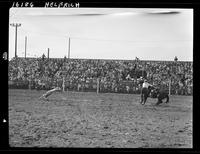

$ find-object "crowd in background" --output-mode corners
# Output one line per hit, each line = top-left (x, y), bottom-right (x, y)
(8, 56), (193, 95)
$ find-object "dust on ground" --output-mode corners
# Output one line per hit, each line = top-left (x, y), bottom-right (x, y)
(9, 89), (192, 148)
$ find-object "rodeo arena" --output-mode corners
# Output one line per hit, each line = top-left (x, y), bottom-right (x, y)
(8, 8), (193, 149)
(8, 54), (193, 148)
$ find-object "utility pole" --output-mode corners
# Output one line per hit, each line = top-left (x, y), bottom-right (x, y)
(10, 23), (21, 58)
(25, 36), (27, 58)
(47, 48), (50, 59)
(68, 37), (70, 59)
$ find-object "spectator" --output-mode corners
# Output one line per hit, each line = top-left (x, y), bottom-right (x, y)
(8, 57), (193, 95)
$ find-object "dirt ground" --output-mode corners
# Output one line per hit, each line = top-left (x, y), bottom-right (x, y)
(9, 89), (192, 148)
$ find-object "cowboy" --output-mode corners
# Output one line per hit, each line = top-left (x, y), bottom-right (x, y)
(142, 79), (153, 89)
(140, 79), (154, 105)
(39, 86), (62, 100)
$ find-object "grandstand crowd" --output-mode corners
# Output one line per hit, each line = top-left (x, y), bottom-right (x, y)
(8, 56), (193, 95)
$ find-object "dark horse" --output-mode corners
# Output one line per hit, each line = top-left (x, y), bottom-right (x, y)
(140, 86), (169, 105)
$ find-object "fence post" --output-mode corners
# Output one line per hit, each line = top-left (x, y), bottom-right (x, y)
(62, 76), (65, 92)
(28, 78), (32, 90)
(97, 78), (99, 94)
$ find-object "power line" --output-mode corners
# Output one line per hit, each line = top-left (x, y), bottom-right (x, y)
(71, 36), (192, 44)
(16, 29), (192, 44)
(20, 29), (67, 38)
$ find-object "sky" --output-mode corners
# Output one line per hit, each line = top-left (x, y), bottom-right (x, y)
(9, 8), (193, 61)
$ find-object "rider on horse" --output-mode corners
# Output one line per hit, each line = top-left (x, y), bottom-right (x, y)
(140, 79), (169, 105)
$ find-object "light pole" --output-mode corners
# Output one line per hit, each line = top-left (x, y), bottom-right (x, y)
(68, 37), (71, 59)
(25, 36), (27, 58)
(10, 23), (21, 58)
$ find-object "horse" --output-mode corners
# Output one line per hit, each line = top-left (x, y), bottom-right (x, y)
(150, 88), (169, 105)
(140, 85), (169, 105)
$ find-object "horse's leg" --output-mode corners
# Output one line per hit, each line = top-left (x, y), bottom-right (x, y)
(165, 95), (169, 103)
(156, 98), (162, 105)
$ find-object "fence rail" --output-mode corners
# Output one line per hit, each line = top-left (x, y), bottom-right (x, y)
(8, 57), (193, 96)
(8, 80), (192, 96)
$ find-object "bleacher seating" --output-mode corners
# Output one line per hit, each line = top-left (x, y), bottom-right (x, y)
(8, 57), (193, 95)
